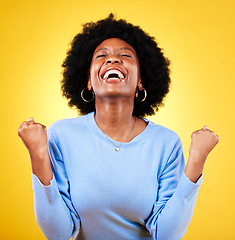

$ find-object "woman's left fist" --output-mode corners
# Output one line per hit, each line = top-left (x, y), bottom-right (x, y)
(189, 125), (219, 162)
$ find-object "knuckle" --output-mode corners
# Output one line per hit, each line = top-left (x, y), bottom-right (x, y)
(18, 121), (26, 129)
(35, 123), (44, 128)
(191, 131), (197, 138)
(17, 128), (22, 136)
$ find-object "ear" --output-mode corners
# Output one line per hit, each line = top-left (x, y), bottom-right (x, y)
(87, 76), (92, 90)
(137, 79), (144, 90)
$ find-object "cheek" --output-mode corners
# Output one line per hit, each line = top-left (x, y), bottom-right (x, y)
(129, 64), (139, 81)
(90, 62), (101, 82)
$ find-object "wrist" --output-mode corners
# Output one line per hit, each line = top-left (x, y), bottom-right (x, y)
(29, 146), (48, 161)
(189, 150), (208, 165)
(30, 150), (53, 186)
(185, 155), (206, 183)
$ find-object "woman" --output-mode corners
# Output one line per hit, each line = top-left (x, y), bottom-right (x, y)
(18, 14), (219, 240)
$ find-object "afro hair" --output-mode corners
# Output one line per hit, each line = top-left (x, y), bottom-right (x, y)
(61, 13), (171, 117)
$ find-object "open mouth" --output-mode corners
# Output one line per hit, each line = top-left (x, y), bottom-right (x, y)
(101, 69), (126, 81)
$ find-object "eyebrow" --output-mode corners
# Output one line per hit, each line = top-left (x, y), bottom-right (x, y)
(119, 47), (134, 53)
(94, 47), (134, 55)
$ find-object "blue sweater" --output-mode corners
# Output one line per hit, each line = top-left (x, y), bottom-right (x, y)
(32, 112), (202, 240)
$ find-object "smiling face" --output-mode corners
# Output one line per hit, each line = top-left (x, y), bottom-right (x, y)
(88, 38), (143, 99)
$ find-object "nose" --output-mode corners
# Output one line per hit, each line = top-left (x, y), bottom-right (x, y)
(105, 55), (122, 64)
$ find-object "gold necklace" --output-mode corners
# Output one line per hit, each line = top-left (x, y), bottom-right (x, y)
(106, 117), (137, 152)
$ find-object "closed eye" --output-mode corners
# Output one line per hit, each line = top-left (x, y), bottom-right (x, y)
(121, 54), (131, 57)
(97, 54), (106, 58)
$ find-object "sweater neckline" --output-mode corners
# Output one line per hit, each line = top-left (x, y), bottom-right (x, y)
(86, 111), (155, 148)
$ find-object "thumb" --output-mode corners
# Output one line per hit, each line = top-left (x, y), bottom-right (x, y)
(28, 117), (34, 122)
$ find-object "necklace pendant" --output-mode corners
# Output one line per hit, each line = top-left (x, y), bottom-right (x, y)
(115, 147), (120, 152)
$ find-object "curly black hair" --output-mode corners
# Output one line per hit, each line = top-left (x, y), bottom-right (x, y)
(61, 13), (171, 117)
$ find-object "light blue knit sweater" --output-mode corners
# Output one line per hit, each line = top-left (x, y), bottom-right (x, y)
(32, 112), (202, 240)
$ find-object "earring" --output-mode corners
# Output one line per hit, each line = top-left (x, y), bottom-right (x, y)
(81, 88), (94, 102)
(135, 87), (147, 102)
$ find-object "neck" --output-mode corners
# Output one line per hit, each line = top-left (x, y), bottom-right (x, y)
(94, 97), (135, 142)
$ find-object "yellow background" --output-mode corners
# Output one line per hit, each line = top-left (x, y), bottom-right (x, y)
(1, 0), (234, 239)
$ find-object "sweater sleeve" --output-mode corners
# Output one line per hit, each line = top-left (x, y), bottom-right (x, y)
(31, 129), (81, 240)
(145, 137), (202, 240)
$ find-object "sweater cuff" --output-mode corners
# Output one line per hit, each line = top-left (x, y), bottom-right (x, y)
(177, 172), (203, 199)
(31, 172), (59, 202)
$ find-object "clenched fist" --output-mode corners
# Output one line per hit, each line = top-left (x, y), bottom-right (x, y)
(18, 118), (52, 185)
(18, 117), (48, 156)
(185, 125), (219, 183)
(189, 125), (219, 161)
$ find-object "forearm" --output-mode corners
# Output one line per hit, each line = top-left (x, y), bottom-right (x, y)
(32, 174), (76, 240)
(146, 172), (202, 240)
(184, 153), (207, 183)
(30, 150), (53, 186)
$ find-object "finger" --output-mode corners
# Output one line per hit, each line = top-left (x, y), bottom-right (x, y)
(41, 124), (47, 129)
(28, 117), (34, 122)
(35, 122), (47, 129)
(18, 121), (27, 129)
(203, 125), (209, 130)
(214, 132), (220, 140)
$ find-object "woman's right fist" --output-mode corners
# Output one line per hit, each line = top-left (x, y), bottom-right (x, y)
(17, 118), (48, 157)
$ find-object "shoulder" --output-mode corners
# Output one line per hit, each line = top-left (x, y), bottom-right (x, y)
(47, 113), (90, 136)
(146, 119), (182, 146)
(147, 118), (180, 139)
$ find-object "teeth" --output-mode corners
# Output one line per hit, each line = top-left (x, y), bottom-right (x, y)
(103, 69), (124, 79)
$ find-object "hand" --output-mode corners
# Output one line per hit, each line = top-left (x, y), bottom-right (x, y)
(189, 125), (219, 163)
(18, 118), (52, 185)
(185, 125), (219, 183)
(18, 117), (48, 158)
